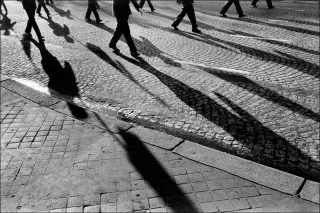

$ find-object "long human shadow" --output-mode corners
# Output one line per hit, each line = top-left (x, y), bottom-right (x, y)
(39, 16), (74, 43)
(229, 30), (319, 55)
(85, 43), (169, 107)
(93, 113), (200, 212)
(198, 67), (320, 122)
(0, 14), (16, 35)
(192, 32), (320, 79)
(28, 41), (87, 119)
(118, 55), (318, 181)
(49, 5), (73, 20)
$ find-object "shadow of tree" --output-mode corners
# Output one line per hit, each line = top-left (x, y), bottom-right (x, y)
(117, 55), (319, 181)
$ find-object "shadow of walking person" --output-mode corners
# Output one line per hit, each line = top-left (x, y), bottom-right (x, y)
(37, 47), (87, 118)
(50, 5), (73, 19)
(40, 16), (74, 43)
(0, 14), (16, 35)
(116, 127), (200, 212)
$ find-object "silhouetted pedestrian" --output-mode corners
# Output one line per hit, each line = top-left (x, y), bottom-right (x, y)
(85, 0), (102, 24)
(22, 0), (45, 44)
(139, 0), (155, 12)
(251, 0), (274, 9)
(220, 0), (246, 18)
(109, 0), (143, 57)
(37, 0), (51, 18)
(171, 0), (201, 33)
(0, 0), (8, 15)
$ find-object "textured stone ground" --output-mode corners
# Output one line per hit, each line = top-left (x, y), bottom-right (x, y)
(1, 86), (319, 212)
(1, 0), (319, 182)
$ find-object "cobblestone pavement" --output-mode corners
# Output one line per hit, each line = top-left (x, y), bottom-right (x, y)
(1, 87), (319, 212)
(1, 0), (319, 183)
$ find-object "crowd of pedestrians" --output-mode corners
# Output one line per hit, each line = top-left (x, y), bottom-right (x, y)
(3, 0), (274, 57)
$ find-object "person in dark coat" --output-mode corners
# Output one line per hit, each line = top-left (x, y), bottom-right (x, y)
(22, 0), (45, 44)
(171, 0), (201, 33)
(36, 0), (51, 18)
(139, 0), (155, 12)
(85, 0), (102, 24)
(251, 0), (274, 9)
(109, 0), (143, 57)
(220, 0), (245, 18)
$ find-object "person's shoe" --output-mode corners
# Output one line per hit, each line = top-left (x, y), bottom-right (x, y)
(239, 14), (246, 18)
(85, 18), (92, 22)
(268, 6), (274, 9)
(220, 12), (227, 17)
(96, 4), (100, 9)
(37, 12), (42, 16)
(171, 23), (179, 30)
(109, 43), (120, 53)
(131, 51), (140, 58)
(22, 33), (32, 39)
(151, 8), (155, 12)
(96, 19), (103, 24)
(192, 28), (202, 34)
(251, 3), (257, 7)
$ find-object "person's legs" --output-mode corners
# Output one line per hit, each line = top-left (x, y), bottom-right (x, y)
(85, 5), (92, 20)
(92, 6), (101, 22)
(36, 4), (42, 14)
(185, 4), (197, 29)
(234, 0), (244, 17)
(120, 14), (138, 54)
(109, 15), (124, 48)
(266, 0), (273, 8)
(172, 6), (187, 27)
(139, 0), (146, 8)
(220, 0), (233, 15)
(146, 0), (155, 11)
(25, 7), (43, 42)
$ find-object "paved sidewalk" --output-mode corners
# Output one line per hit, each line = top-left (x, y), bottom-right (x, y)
(1, 84), (319, 212)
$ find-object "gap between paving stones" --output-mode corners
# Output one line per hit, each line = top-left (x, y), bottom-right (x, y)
(1, 79), (319, 205)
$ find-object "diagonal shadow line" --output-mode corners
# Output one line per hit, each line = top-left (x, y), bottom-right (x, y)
(192, 32), (320, 79)
(92, 112), (200, 212)
(229, 30), (319, 55)
(118, 55), (318, 181)
(198, 67), (320, 123)
(190, 6), (320, 36)
(281, 18), (319, 27)
(85, 42), (169, 107)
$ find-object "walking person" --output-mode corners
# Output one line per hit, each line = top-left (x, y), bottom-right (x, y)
(220, 0), (246, 18)
(22, 0), (45, 44)
(85, 0), (102, 24)
(251, 0), (274, 9)
(171, 0), (201, 33)
(108, 0), (143, 57)
(36, 0), (51, 18)
(139, 0), (155, 12)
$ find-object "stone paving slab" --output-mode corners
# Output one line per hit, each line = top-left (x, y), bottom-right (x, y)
(300, 180), (320, 204)
(173, 141), (305, 195)
(1, 86), (319, 212)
